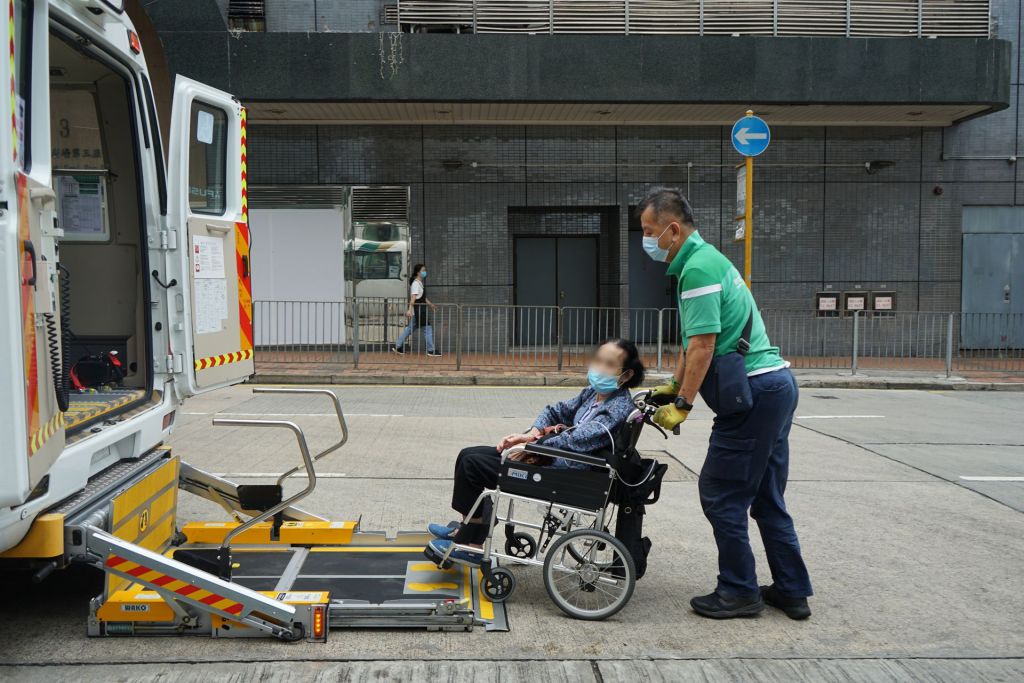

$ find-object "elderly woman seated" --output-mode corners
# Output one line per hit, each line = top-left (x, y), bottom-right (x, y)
(426, 338), (646, 564)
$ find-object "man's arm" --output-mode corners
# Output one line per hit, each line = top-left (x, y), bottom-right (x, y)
(678, 333), (716, 403)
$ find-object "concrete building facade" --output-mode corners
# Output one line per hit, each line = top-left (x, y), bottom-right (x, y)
(132, 0), (1020, 318)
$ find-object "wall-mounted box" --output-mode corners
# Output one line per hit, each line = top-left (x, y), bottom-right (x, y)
(842, 291), (868, 317)
(870, 291), (896, 316)
(815, 292), (840, 317)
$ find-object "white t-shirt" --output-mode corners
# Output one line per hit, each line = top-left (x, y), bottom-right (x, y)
(410, 280), (424, 301)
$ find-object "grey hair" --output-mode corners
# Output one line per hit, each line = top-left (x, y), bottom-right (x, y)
(635, 187), (695, 225)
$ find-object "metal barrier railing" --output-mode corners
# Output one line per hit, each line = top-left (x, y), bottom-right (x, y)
(253, 300), (1024, 376)
(397, 0), (991, 38)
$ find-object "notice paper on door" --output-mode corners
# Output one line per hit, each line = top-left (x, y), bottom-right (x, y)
(192, 234), (225, 279)
(195, 278), (228, 334)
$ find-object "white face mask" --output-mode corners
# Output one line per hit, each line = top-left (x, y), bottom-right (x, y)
(642, 224), (673, 262)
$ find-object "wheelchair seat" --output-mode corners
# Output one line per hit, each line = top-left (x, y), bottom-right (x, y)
(497, 412), (648, 511)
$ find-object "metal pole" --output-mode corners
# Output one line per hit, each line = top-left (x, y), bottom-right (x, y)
(557, 307), (564, 371)
(744, 143), (754, 289)
(456, 305), (463, 371)
(945, 312), (954, 377)
(352, 299), (360, 368)
(657, 309), (664, 372)
(851, 310), (859, 375)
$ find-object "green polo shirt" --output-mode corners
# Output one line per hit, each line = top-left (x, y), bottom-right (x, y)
(666, 231), (787, 375)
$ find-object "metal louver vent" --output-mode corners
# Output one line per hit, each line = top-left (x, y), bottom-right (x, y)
(248, 185), (348, 209)
(228, 0), (265, 18)
(382, 5), (400, 24)
(351, 186), (410, 221)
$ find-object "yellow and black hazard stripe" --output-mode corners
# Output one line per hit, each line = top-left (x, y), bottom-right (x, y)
(194, 348), (254, 371)
(29, 411), (65, 455)
(104, 554), (245, 616)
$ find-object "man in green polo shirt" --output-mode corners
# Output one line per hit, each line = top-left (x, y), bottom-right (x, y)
(638, 187), (813, 621)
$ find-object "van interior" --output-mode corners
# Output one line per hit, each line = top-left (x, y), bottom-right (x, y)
(48, 31), (152, 435)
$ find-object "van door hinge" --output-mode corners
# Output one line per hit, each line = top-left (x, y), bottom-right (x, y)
(159, 230), (177, 250)
(166, 354), (184, 373)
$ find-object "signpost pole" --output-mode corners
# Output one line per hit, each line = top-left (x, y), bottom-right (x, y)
(732, 108), (767, 289)
(744, 153), (753, 289)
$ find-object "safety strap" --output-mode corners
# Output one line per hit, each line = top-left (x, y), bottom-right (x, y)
(737, 309), (754, 356)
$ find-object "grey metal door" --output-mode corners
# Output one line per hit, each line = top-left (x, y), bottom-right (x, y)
(557, 238), (598, 308)
(514, 237), (598, 345)
(628, 229), (674, 345)
(961, 233), (1020, 347)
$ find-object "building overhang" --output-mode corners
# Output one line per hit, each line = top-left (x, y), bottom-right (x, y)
(143, 8), (1010, 127)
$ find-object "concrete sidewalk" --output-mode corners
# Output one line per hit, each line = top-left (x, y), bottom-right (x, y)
(254, 365), (1024, 391)
(6, 658), (1023, 682)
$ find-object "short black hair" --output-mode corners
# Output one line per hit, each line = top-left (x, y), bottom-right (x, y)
(602, 338), (646, 389)
(635, 187), (695, 226)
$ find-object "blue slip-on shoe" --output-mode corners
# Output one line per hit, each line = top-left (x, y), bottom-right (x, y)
(427, 522), (460, 540)
(427, 539), (482, 566)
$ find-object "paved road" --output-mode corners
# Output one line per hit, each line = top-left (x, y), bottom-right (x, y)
(2, 384), (1022, 681)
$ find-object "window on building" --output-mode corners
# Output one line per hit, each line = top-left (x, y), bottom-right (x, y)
(228, 0), (266, 32)
(188, 101), (227, 216)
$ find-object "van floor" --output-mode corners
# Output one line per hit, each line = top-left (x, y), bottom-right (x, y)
(65, 388), (147, 433)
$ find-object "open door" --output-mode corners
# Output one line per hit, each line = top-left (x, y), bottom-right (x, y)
(0, 0), (65, 508)
(166, 77), (253, 397)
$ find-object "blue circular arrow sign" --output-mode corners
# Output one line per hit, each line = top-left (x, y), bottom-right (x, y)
(731, 115), (771, 157)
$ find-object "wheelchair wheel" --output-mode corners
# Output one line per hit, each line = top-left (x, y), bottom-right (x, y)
(504, 532), (537, 559)
(481, 566), (516, 603)
(566, 524), (612, 565)
(543, 529), (635, 621)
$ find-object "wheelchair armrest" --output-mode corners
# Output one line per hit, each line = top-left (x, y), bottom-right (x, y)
(523, 443), (608, 468)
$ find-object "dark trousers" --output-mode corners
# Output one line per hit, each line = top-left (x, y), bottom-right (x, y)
(698, 368), (813, 598)
(451, 445), (502, 518)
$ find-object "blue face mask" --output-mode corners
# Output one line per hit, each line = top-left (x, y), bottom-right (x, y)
(587, 367), (623, 394)
(642, 225), (673, 262)
(420, 270), (427, 279)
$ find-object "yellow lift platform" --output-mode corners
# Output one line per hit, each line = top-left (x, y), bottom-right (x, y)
(59, 389), (505, 641)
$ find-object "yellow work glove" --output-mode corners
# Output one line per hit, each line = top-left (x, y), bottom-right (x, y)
(648, 378), (680, 401)
(653, 403), (690, 431)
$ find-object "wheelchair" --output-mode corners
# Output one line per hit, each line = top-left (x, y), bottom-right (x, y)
(424, 390), (672, 621)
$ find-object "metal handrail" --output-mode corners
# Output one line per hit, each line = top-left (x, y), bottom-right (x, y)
(211, 418), (317, 552)
(249, 387), (349, 486)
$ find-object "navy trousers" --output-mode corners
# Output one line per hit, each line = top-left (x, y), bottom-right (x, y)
(698, 368), (813, 598)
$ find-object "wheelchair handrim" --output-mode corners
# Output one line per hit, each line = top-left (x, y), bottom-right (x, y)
(543, 529), (635, 620)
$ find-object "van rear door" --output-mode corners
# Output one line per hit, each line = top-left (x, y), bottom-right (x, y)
(166, 77), (253, 398)
(0, 0), (63, 508)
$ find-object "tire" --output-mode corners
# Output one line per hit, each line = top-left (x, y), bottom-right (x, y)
(543, 529), (635, 621)
(504, 532), (538, 559)
(481, 566), (516, 603)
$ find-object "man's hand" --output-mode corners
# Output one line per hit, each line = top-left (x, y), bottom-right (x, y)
(405, 307), (414, 319)
(648, 377), (680, 402)
(653, 403), (690, 431)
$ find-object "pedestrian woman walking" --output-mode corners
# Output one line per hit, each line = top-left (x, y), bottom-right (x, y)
(393, 263), (441, 356)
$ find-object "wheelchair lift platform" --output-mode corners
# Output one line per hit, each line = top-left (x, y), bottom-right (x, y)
(80, 389), (506, 641)
(91, 526), (506, 638)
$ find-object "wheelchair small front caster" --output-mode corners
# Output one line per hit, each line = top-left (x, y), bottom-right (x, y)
(481, 566), (516, 602)
(504, 532), (537, 559)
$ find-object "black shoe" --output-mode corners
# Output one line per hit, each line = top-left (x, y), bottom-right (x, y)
(392, 345), (405, 355)
(689, 590), (764, 619)
(760, 584), (811, 620)
(426, 350), (442, 357)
